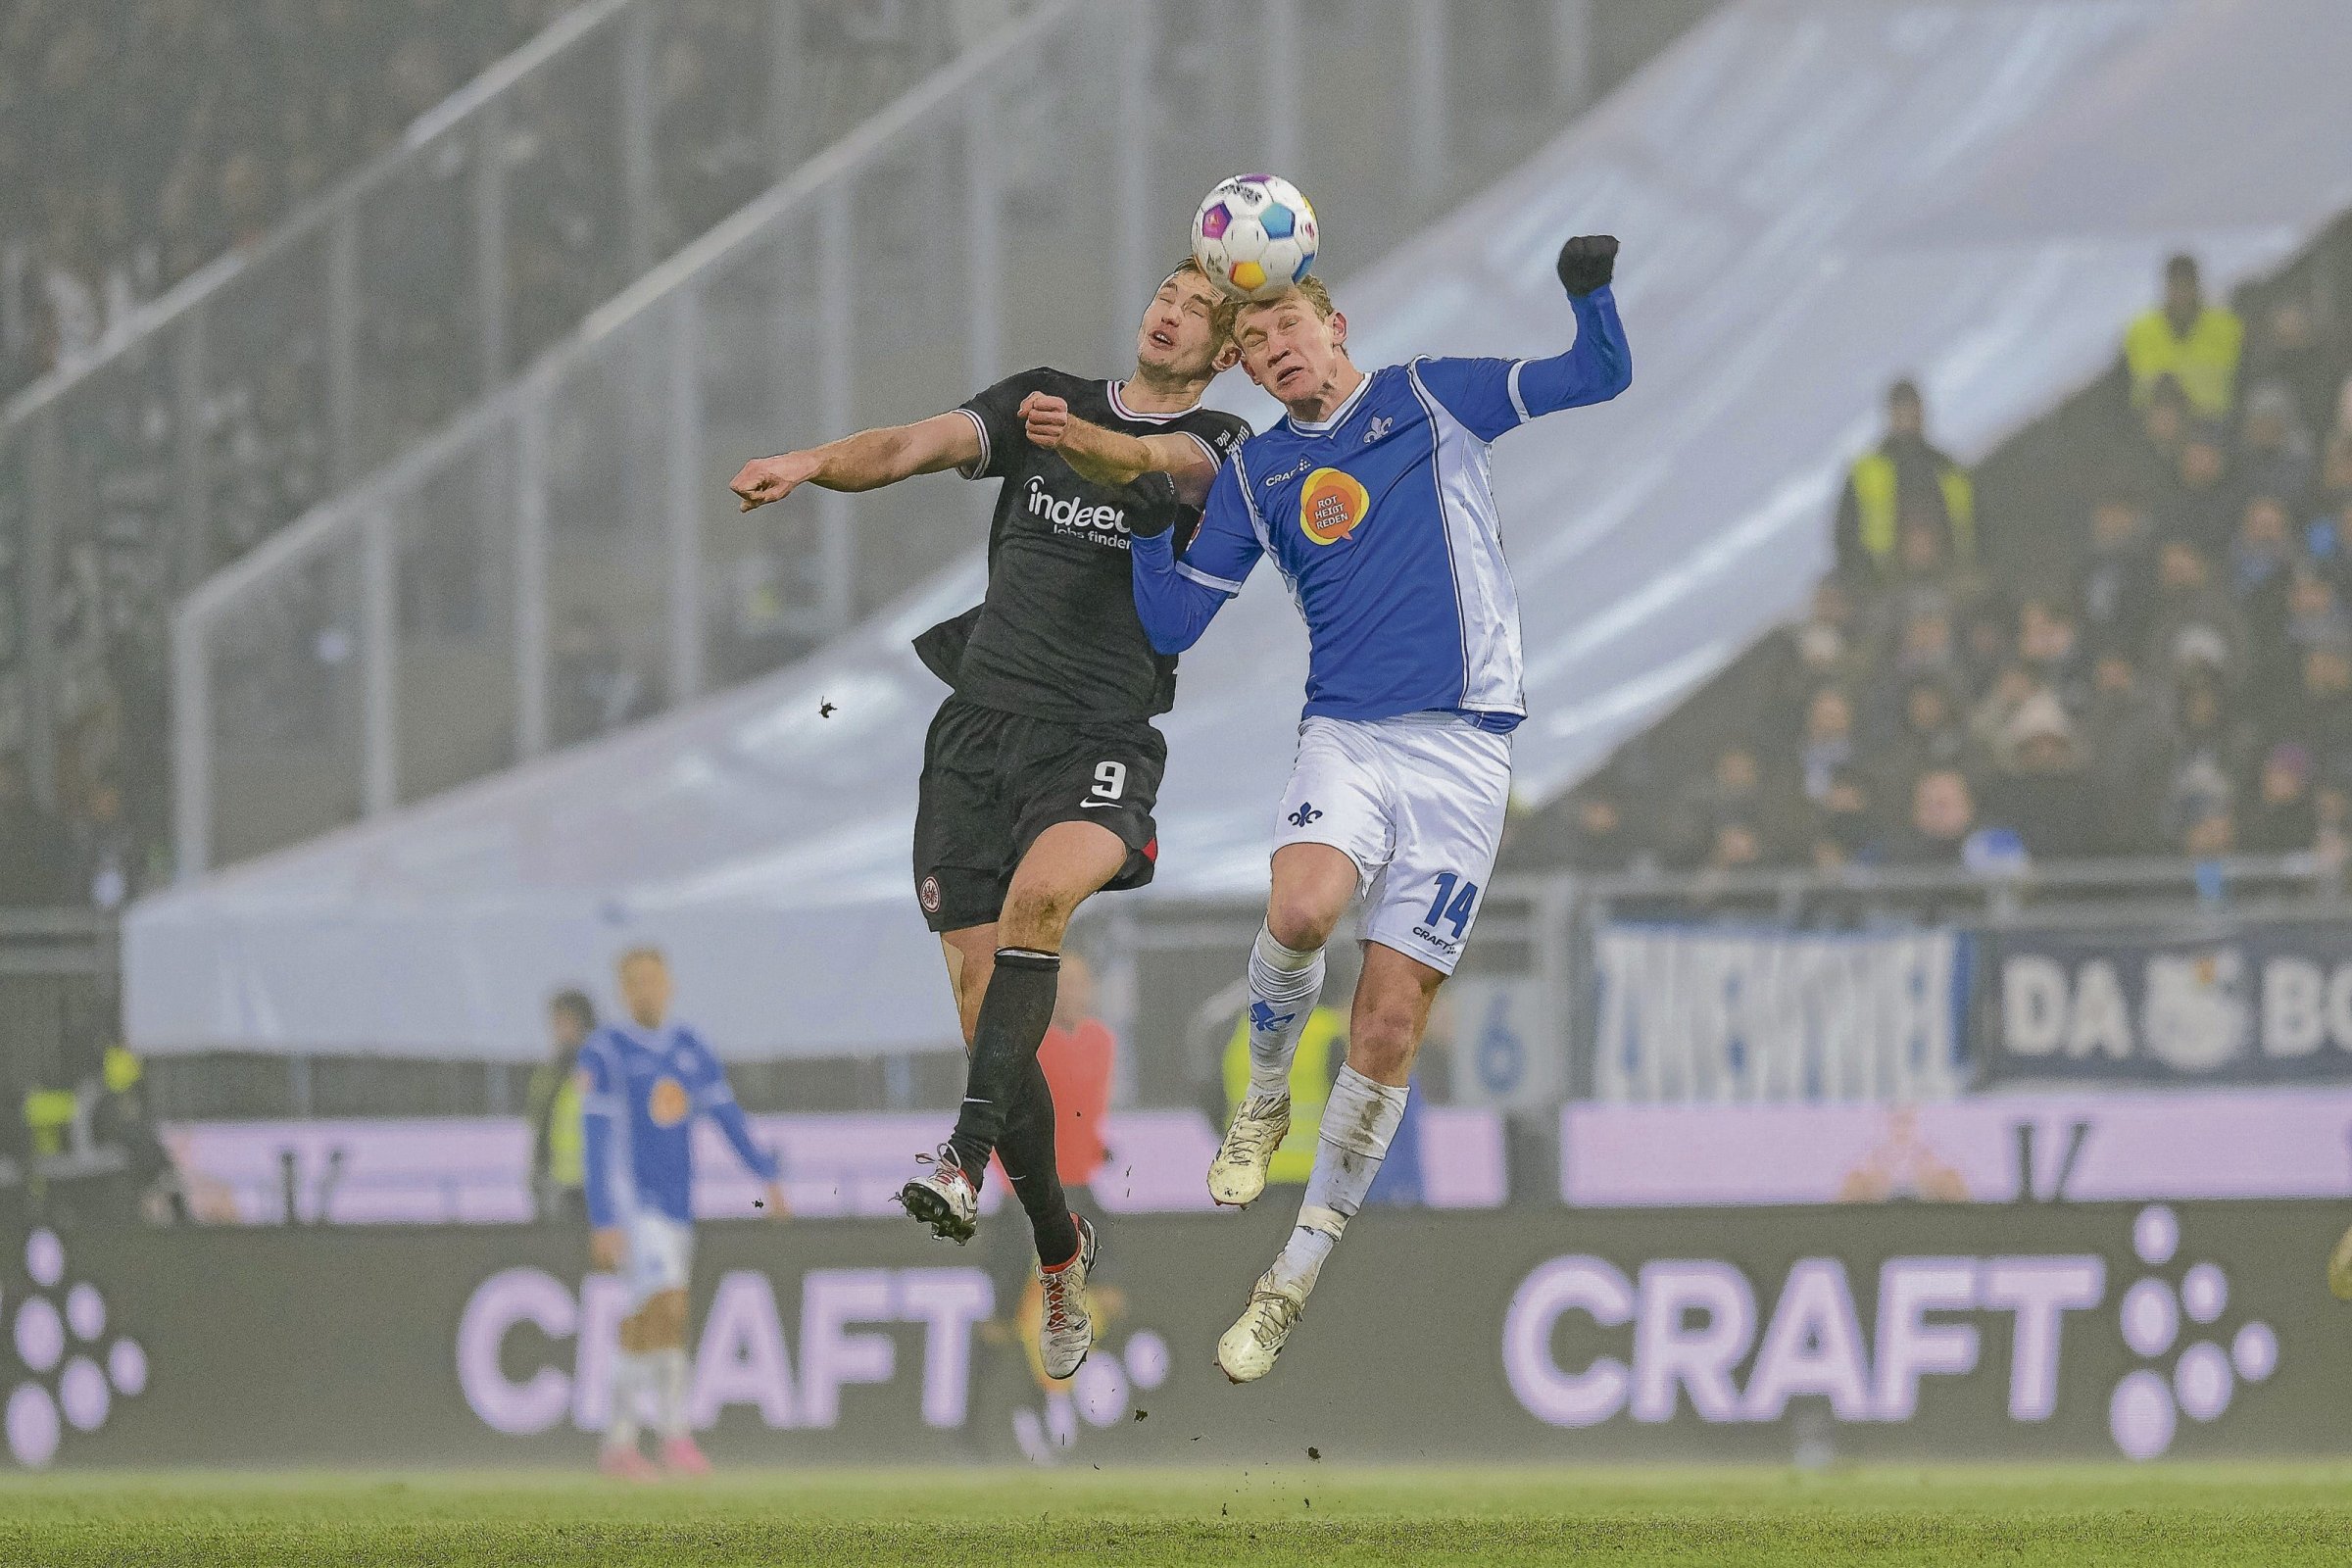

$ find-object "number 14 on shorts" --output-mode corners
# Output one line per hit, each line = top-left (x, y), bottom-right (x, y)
(1424, 872), (1479, 938)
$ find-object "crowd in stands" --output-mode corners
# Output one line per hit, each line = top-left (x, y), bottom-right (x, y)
(1, 0), (985, 910)
(0, 1), (578, 401)
(1530, 248), (2352, 881)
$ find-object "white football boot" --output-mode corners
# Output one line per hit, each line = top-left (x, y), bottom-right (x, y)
(1036, 1215), (1100, 1379)
(1207, 1094), (1291, 1207)
(898, 1144), (979, 1243)
(1215, 1267), (1307, 1384)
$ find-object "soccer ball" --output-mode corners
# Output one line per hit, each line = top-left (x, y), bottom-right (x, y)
(1192, 174), (1319, 302)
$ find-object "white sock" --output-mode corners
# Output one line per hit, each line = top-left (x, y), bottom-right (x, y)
(1269, 1065), (1407, 1296)
(605, 1351), (649, 1450)
(653, 1347), (691, 1442)
(1245, 925), (1325, 1100)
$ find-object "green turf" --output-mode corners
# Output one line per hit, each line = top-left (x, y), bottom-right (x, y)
(3, 1464), (2349, 1567)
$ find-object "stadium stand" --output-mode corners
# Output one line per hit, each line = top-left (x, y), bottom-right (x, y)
(0, 1), (566, 402)
(3, 0), (1701, 909)
(0, 0), (990, 906)
(122, 1), (2352, 1125)
(1510, 217), (2352, 880)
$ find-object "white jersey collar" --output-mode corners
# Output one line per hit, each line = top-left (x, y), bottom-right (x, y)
(1284, 368), (1374, 435)
(1107, 380), (1202, 422)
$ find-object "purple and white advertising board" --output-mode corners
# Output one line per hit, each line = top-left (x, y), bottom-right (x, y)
(1561, 1088), (2352, 1207)
(163, 1106), (1507, 1226)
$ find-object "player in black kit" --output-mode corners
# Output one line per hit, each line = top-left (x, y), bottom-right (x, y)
(728, 260), (1250, 1376)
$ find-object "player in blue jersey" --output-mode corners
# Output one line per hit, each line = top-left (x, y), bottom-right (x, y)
(1072, 233), (1630, 1381)
(580, 946), (787, 1475)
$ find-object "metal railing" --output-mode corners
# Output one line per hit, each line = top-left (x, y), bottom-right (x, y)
(0, 0), (974, 809)
(1565, 853), (2352, 928)
(168, 0), (1611, 873)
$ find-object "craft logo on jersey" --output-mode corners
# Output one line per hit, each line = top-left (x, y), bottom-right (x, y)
(1299, 467), (1369, 546)
(647, 1077), (691, 1128)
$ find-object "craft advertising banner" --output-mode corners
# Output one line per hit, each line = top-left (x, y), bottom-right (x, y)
(6, 1204), (2345, 1470)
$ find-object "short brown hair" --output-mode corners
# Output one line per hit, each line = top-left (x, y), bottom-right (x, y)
(1214, 274), (1336, 346)
(1164, 258), (1236, 351)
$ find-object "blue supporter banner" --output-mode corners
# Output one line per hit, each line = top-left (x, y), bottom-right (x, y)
(1591, 925), (1971, 1102)
(1983, 922), (2352, 1085)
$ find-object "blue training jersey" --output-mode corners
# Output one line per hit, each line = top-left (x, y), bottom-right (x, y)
(578, 1020), (779, 1227)
(1130, 286), (1632, 727)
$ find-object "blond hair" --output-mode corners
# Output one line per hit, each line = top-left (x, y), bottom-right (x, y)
(1213, 274), (1335, 346)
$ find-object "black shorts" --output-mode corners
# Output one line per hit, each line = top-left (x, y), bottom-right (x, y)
(912, 698), (1165, 933)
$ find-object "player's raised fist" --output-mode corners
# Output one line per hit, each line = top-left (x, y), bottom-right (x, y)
(1020, 391), (1072, 449)
(1555, 234), (1619, 297)
(730, 451), (818, 511)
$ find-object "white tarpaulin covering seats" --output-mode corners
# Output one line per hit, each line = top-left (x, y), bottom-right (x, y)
(126, 0), (2352, 1058)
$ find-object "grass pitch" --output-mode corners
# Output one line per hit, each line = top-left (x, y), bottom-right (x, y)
(4, 1464), (2349, 1566)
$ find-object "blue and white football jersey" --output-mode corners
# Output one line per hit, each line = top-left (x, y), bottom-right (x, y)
(1131, 286), (1632, 729)
(578, 1020), (778, 1227)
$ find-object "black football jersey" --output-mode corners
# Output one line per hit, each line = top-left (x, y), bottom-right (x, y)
(915, 368), (1251, 722)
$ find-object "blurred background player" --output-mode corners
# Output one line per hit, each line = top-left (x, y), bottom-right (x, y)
(727, 262), (1250, 1379)
(1122, 234), (1632, 1381)
(580, 947), (787, 1478)
(529, 987), (595, 1224)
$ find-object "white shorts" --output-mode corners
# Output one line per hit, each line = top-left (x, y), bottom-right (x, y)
(1274, 712), (1512, 974)
(622, 1211), (695, 1308)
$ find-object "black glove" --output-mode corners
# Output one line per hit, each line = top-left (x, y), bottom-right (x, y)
(1125, 471), (1181, 535)
(1555, 233), (1619, 297)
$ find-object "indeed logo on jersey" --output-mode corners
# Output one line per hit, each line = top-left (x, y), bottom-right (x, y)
(1026, 475), (1128, 544)
(1298, 467), (1369, 546)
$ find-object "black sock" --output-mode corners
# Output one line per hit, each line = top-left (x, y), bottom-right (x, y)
(997, 1055), (1079, 1266)
(948, 948), (1060, 1187)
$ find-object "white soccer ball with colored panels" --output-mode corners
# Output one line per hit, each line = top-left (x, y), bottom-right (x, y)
(1192, 174), (1319, 302)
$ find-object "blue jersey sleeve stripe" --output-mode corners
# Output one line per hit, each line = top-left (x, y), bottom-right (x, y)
(1233, 451), (1281, 564)
(1506, 360), (1531, 424)
(1176, 562), (1246, 596)
(1404, 364), (1477, 703)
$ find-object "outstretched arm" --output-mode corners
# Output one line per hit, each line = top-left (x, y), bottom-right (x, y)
(1413, 236), (1632, 440)
(729, 411), (982, 511)
(1515, 286), (1633, 414)
(1020, 394), (1225, 506)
